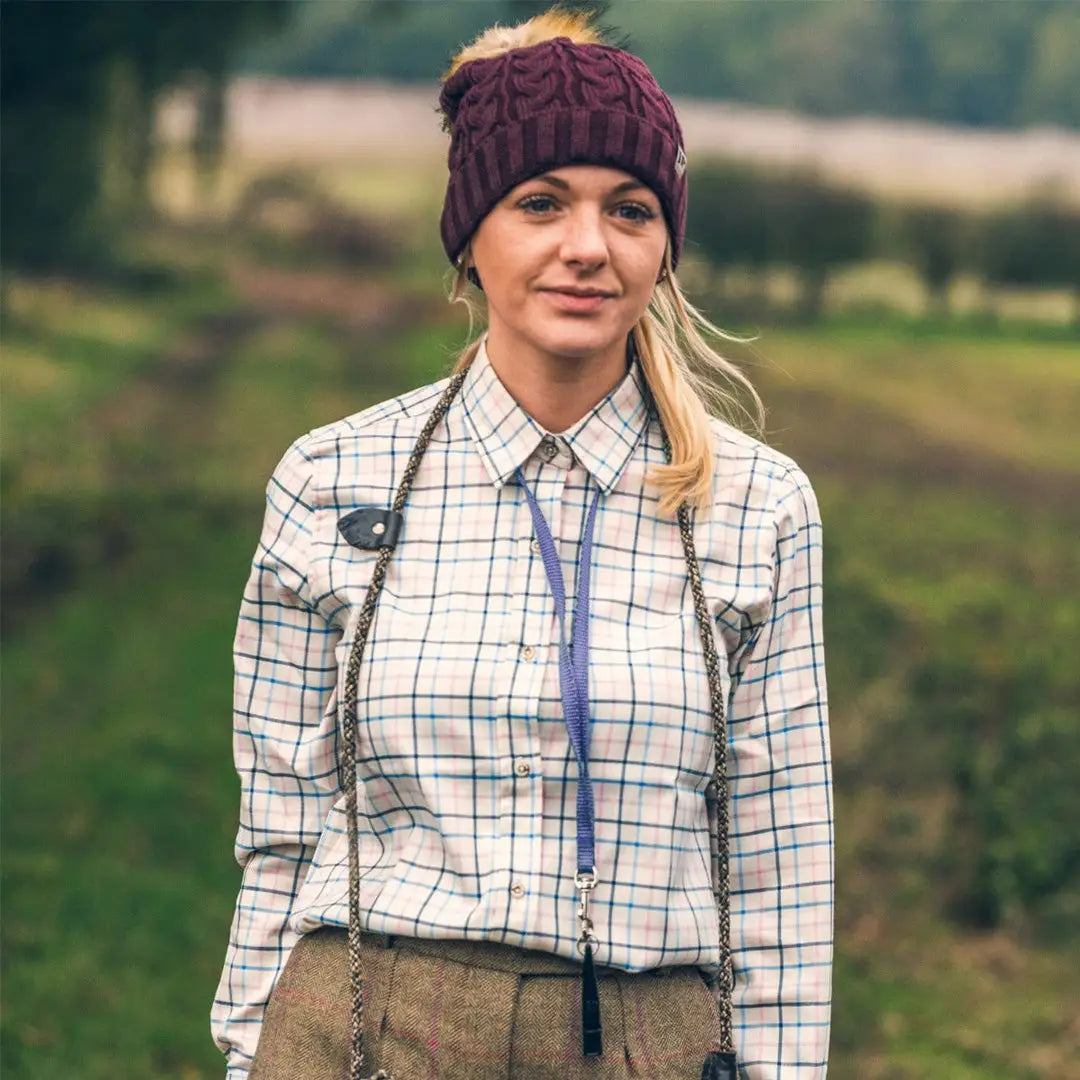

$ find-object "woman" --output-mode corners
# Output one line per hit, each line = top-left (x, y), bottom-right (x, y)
(212, 9), (832, 1080)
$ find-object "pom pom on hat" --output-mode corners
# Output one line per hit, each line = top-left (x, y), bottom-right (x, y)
(443, 6), (604, 82)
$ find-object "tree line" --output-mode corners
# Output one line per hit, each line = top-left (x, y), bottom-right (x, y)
(243, 0), (1080, 131)
(688, 160), (1080, 321)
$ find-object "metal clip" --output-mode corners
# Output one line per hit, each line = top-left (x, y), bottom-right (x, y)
(574, 868), (597, 891)
(575, 868), (599, 954)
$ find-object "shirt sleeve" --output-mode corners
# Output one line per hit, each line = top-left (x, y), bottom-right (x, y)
(726, 465), (833, 1079)
(211, 438), (343, 1080)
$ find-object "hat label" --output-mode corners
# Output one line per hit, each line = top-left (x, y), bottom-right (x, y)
(675, 146), (687, 178)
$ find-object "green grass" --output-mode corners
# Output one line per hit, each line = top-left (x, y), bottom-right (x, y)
(2, 274), (233, 457)
(757, 324), (1080, 473)
(2, 501), (254, 1080)
(204, 315), (468, 497)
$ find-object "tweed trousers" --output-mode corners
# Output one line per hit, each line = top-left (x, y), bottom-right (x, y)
(249, 928), (723, 1079)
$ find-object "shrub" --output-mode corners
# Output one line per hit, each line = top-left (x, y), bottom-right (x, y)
(688, 159), (876, 320)
(686, 159), (776, 270)
(893, 204), (974, 314)
(976, 196), (1080, 295)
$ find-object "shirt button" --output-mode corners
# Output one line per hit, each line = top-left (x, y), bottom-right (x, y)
(540, 436), (558, 461)
(520, 645), (535, 662)
(510, 882), (526, 899)
(530, 538), (541, 555)
(514, 759), (531, 777)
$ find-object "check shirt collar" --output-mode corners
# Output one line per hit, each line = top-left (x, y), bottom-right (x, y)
(461, 337), (651, 494)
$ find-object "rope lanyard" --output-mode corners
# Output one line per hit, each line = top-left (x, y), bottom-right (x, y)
(516, 467), (605, 1055)
(336, 354), (737, 1080)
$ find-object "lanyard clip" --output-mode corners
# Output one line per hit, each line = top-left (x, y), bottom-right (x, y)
(574, 867), (603, 1057)
(574, 868), (597, 891)
(575, 868), (598, 953)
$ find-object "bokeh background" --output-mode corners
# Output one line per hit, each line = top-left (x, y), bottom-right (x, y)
(3, 2), (1079, 1077)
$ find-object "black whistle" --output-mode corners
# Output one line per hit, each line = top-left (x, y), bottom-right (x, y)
(581, 942), (602, 1057)
(700, 1050), (738, 1080)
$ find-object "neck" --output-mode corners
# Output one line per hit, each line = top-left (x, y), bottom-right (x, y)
(483, 330), (628, 433)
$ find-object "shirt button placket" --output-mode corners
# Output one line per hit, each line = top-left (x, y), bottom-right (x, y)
(509, 447), (565, 937)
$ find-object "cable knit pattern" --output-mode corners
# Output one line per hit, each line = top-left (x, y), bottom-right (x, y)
(439, 37), (688, 266)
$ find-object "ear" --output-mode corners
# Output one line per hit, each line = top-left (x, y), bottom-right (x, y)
(458, 243), (484, 291)
(656, 238), (673, 284)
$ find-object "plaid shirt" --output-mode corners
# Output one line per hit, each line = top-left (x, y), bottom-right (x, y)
(212, 340), (833, 1078)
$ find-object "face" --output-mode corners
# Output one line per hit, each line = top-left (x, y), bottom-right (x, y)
(468, 164), (668, 376)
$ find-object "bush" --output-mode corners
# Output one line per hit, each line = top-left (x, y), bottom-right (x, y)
(976, 196), (1080, 296)
(686, 159), (776, 270)
(689, 160), (879, 319)
(773, 174), (875, 319)
(689, 158), (1080, 322)
(892, 204), (974, 314)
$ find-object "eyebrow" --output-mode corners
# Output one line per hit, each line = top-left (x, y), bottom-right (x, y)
(533, 173), (649, 196)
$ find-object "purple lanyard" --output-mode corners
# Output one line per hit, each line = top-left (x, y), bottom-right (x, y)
(516, 464), (606, 1057)
(516, 467), (602, 876)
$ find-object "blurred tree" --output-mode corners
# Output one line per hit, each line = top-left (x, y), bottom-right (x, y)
(977, 194), (1080, 318)
(505, 0), (609, 18)
(894, 204), (972, 317)
(242, 0), (1080, 131)
(686, 160), (774, 270)
(772, 174), (874, 321)
(912, 0), (1035, 128)
(762, 2), (902, 117)
(1, 3), (114, 271)
(689, 162), (874, 321)
(243, 0), (607, 83)
(1020, 4), (1080, 129)
(0, 0), (293, 274)
(685, 159), (775, 312)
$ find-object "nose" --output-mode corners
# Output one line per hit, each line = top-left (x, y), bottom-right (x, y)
(559, 205), (608, 271)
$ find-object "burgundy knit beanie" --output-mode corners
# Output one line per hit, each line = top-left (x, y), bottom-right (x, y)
(439, 34), (688, 267)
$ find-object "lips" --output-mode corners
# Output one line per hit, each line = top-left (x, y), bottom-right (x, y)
(541, 287), (617, 298)
(539, 286), (618, 314)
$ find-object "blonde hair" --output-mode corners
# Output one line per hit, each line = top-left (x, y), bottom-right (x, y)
(442, 8), (765, 518)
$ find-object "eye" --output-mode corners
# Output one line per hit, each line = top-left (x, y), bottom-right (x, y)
(517, 193), (559, 214)
(613, 201), (657, 223)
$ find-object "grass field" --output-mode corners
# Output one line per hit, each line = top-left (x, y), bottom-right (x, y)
(3, 158), (1079, 1079)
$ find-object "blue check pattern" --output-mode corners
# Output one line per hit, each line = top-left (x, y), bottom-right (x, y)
(212, 340), (833, 1078)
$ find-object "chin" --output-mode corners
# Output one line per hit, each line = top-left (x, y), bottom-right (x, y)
(529, 324), (626, 363)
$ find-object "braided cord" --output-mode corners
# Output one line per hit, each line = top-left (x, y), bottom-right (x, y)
(339, 363), (733, 1073)
(341, 369), (469, 1080)
(670, 464), (734, 1054)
